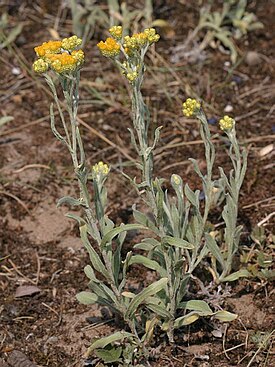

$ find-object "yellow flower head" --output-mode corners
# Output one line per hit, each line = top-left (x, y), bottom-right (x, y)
(126, 71), (138, 83)
(97, 37), (120, 57)
(71, 49), (85, 66)
(34, 40), (62, 57)
(109, 26), (123, 40)
(92, 161), (110, 180)
(219, 115), (235, 131)
(124, 32), (148, 51)
(182, 98), (201, 117)
(144, 28), (160, 44)
(171, 174), (182, 186)
(61, 35), (82, 51)
(45, 53), (79, 73)
(32, 58), (49, 73)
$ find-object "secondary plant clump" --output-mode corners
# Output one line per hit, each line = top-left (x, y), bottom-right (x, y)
(33, 27), (248, 366)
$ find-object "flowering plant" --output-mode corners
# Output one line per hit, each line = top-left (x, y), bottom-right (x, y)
(33, 28), (248, 365)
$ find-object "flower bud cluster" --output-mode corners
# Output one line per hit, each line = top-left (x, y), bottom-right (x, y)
(182, 98), (201, 117)
(109, 26), (123, 40)
(219, 115), (235, 131)
(92, 161), (110, 181)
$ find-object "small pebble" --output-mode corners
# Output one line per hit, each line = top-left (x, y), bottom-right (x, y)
(11, 67), (21, 75)
(245, 51), (262, 66)
(224, 104), (233, 113)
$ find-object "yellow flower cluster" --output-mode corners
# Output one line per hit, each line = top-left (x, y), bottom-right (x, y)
(46, 51), (84, 73)
(126, 71), (138, 83)
(92, 161), (110, 178)
(171, 174), (181, 186)
(219, 115), (235, 131)
(33, 58), (49, 73)
(124, 33), (148, 51)
(61, 35), (82, 51)
(33, 35), (84, 74)
(109, 26), (123, 40)
(144, 28), (160, 43)
(182, 98), (201, 117)
(97, 37), (120, 58)
(123, 28), (160, 51)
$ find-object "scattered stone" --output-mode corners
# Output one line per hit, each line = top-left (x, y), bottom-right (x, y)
(259, 144), (274, 157)
(245, 51), (262, 66)
(15, 285), (41, 298)
(11, 67), (21, 76)
(224, 104), (233, 113)
(7, 351), (38, 367)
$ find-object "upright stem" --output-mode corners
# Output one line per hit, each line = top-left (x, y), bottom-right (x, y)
(163, 248), (176, 343)
(189, 110), (215, 272)
(220, 129), (247, 279)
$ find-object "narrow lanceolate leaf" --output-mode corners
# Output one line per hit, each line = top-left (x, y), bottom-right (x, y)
(88, 282), (116, 308)
(162, 236), (194, 250)
(84, 265), (99, 283)
(101, 224), (146, 248)
(205, 233), (225, 267)
(214, 310), (238, 322)
(146, 303), (172, 319)
(182, 300), (213, 315)
(86, 331), (134, 356)
(50, 104), (66, 143)
(222, 269), (251, 282)
(57, 196), (82, 208)
(134, 238), (160, 251)
(129, 255), (167, 277)
(95, 347), (122, 364)
(189, 158), (205, 181)
(80, 225), (110, 280)
(184, 184), (199, 209)
(133, 209), (159, 234)
(76, 291), (98, 305)
(126, 278), (168, 319)
(65, 213), (86, 225)
(174, 312), (200, 329)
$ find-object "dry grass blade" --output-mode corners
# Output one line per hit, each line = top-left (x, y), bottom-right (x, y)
(76, 116), (135, 163)
(243, 196), (275, 209)
(0, 190), (30, 214)
(257, 211), (275, 227)
(13, 164), (51, 173)
(8, 259), (37, 285)
(246, 330), (275, 367)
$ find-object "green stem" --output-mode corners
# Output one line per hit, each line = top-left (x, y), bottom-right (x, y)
(163, 248), (176, 343)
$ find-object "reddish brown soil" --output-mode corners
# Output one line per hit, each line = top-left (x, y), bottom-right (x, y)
(0, 1), (274, 366)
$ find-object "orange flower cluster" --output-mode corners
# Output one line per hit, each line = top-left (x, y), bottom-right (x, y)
(97, 37), (120, 58)
(33, 36), (84, 74)
(34, 40), (62, 57)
